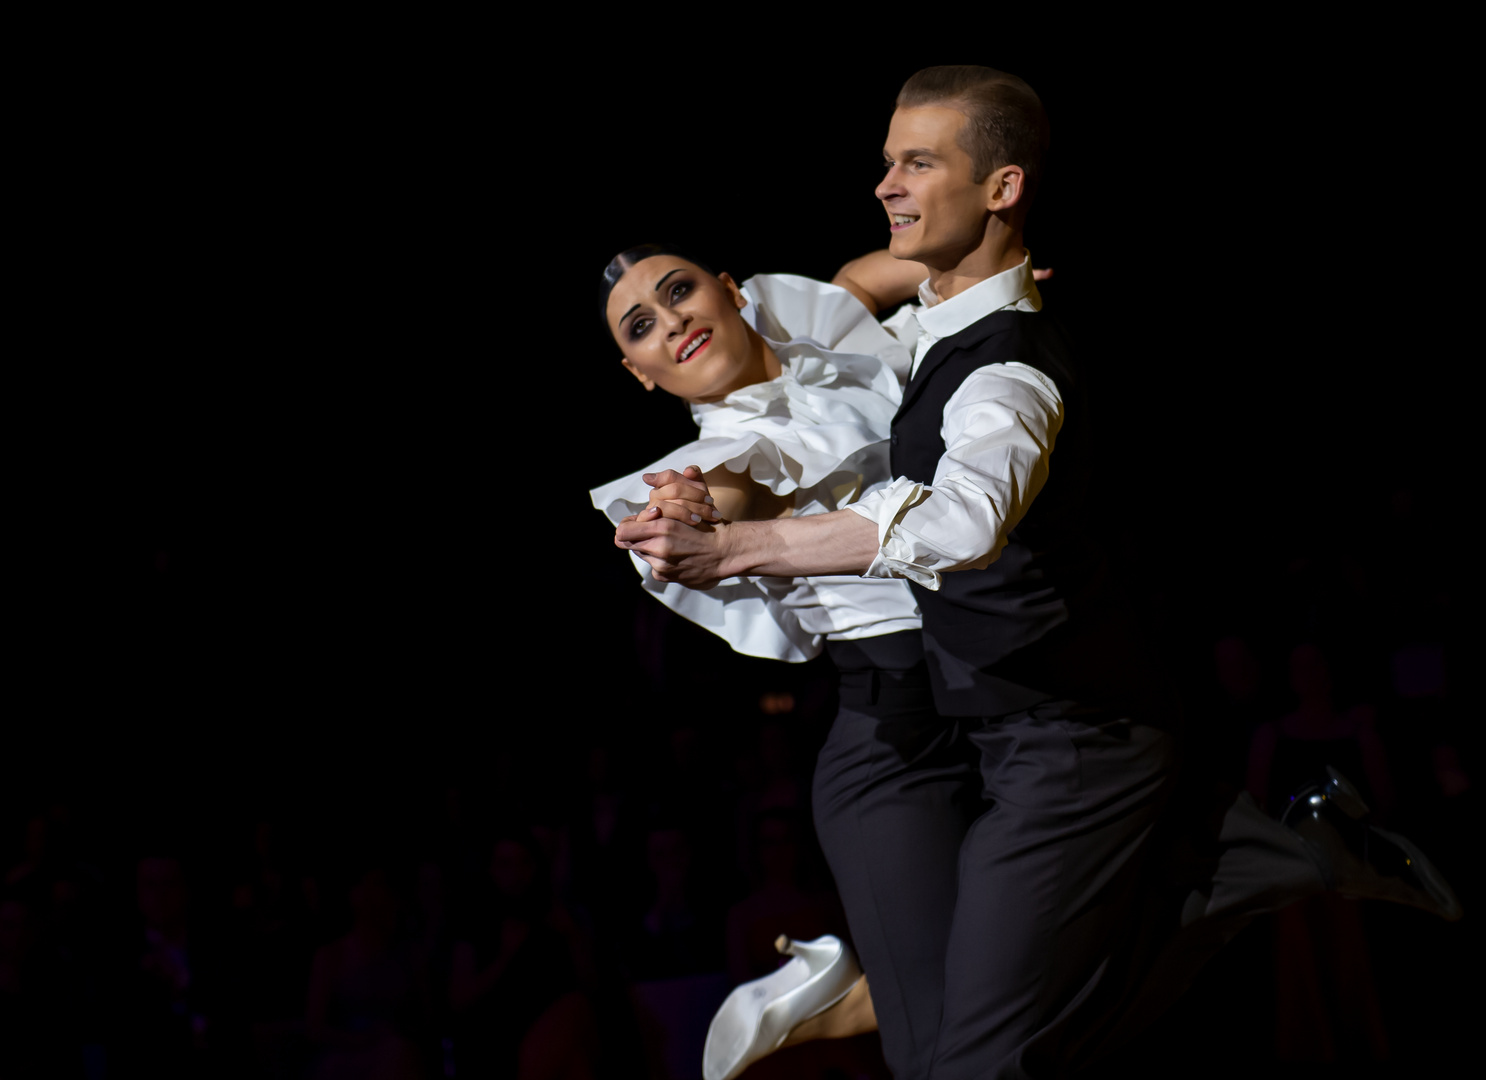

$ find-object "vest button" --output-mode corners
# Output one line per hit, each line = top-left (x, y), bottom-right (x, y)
(890, 433), (898, 445)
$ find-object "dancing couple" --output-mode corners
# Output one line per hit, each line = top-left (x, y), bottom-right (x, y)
(593, 65), (1461, 1079)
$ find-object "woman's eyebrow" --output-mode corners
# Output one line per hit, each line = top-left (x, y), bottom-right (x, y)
(619, 268), (688, 328)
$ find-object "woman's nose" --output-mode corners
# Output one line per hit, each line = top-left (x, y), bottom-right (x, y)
(661, 306), (690, 335)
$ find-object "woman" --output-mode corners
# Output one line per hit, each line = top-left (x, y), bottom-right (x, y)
(591, 245), (923, 663)
(591, 244), (994, 1080)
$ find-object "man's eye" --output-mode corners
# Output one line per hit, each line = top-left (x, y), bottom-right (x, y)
(882, 160), (894, 171)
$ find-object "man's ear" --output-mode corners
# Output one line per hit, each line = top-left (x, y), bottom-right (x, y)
(718, 271), (747, 311)
(621, 358), (656, 391)
(984, 164), (1026, 212)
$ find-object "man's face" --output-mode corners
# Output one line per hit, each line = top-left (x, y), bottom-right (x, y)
(876, 106), (994, 268)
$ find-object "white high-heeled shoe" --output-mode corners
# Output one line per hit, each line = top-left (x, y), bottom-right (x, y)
(702, 934), (862, 1080)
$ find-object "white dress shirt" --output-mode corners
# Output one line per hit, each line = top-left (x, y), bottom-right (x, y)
(848, 255), (1064, 590)
(591, 274), (921, 663)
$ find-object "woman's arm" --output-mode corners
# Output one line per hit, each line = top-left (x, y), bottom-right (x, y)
(831, 251), (929, 315)
(704, 466), (794, 522)
(833, 251), (1053, 313)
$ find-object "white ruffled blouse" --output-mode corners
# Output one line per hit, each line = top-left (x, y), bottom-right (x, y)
(590, 274), (921, 662)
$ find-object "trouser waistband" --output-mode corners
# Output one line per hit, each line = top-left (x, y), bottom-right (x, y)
(826, 630), (925, 676)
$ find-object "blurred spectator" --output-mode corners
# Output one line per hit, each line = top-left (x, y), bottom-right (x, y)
(0, 894), (80, 1080)
(725, 808), (841, 986)
(230, 817), (318, 1077)
(450, 832), (596, 1078)
(1248, 643), (1393, 821)
(624, 825), (724, 984)
(1247, 643), (1392, 1066)
(1207, 634), (1270, 782)
(305, 864), (428, 1080)
(113, 853), (241, 1078)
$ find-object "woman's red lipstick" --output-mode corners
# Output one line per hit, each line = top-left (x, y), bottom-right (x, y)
(676, 329), (713, 363)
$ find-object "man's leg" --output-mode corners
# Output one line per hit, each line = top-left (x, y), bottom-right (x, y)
(930, 703), (1178, 1079)
(814, 632), (979, 1079)
(1070, 770), (1459, 1069)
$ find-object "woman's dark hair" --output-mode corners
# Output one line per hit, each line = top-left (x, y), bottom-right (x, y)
(599, 243), (715, 330)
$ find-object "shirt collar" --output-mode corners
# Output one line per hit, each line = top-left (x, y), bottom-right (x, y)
(915, 253), (1040, 339)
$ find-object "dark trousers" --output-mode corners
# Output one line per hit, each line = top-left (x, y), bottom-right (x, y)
(814, 633), (1326, 1079)
(815, 632), (977, 1079)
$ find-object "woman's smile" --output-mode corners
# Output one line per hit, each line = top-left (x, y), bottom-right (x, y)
(676, 330), (713, 363)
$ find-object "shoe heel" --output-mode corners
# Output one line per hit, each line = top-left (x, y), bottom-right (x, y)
(1324, 767), (1371, 820)
(781, 935), (843, 967)
(1281, 766), (1371, 828)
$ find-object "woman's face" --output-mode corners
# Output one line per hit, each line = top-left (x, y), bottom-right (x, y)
(606, 256), (765, 404)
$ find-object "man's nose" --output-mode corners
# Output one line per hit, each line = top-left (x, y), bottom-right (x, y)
(876, 166), (905, 201)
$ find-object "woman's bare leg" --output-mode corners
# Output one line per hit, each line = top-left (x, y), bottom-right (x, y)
(780, 976), (878, 1046)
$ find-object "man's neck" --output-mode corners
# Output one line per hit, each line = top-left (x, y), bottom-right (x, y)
(924, 224), (1025, 302)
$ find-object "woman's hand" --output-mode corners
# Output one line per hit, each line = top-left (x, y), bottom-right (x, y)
(637, 465), (724, 528)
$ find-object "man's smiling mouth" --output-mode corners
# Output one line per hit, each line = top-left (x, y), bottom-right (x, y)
(677, 330), (712, 362)
(891, 214), (919, 230)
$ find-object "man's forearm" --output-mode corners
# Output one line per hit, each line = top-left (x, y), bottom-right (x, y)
(717, 509), (880, 579)
(617, 476), (885, 589)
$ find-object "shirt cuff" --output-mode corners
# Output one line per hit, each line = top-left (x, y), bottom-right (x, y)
(845, 477), (941, 588)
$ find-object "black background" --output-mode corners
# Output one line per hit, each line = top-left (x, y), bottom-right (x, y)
(13, 25), (1478, 1074)
(34, 37), (1471, 763)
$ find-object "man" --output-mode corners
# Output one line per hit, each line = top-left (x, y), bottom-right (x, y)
(622, 66), (1459, 1077)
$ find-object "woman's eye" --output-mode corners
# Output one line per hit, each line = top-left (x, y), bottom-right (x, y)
(630, 317), (651, 338)
(670, 281), (691, 301)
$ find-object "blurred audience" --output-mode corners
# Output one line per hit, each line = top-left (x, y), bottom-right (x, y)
(1, 517), (1471, 1076)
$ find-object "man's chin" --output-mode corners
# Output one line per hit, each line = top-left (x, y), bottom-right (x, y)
(888, 234), (920, 261)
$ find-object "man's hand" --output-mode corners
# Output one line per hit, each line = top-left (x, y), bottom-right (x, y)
(619, 466), (733, 589)
(619, 503), (879, 589)
(617, 510), (735, 590)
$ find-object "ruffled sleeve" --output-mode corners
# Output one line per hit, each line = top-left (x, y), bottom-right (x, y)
(741, 274), (913, 384)
(588, 432), (835, 662)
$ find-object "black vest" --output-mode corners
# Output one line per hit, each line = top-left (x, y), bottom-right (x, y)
(893, 310), (1147, 717)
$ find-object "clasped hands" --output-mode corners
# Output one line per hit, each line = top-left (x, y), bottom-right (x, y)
(616, 466), (733, 589)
